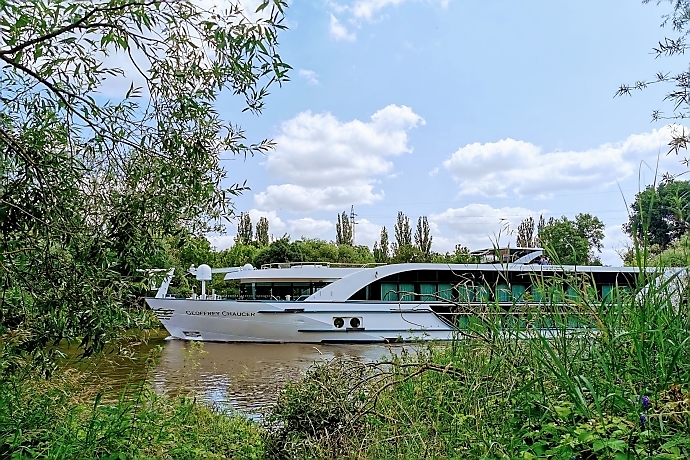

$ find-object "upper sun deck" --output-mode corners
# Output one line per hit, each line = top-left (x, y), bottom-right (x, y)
(220, 247), (629, 286)
(223, 262), (380, 284)
(470, 247), (544, 264)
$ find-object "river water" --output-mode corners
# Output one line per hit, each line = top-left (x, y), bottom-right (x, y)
(78, 337), (400, 418)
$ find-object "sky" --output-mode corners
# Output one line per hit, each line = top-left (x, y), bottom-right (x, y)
(209, 0), (690, 264)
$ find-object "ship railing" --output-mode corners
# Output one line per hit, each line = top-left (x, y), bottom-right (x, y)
(202, 294), (311, 301)
(259, 261), (387, 270)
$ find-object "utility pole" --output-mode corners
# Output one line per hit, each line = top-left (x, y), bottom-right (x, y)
(350, 205), (357, 246)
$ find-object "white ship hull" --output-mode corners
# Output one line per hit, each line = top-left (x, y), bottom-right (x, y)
(146, 254), (647, 343)
(146, 298), (456, 343)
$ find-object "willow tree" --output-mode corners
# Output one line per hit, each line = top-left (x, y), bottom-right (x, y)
(619, 1), (690, 160)
(0, 0), (290, 372)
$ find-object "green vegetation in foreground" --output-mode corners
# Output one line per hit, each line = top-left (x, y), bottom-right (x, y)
(2, 266), (690, 459)
(0, 366), (264, 459)
(263, 270), (690, 459)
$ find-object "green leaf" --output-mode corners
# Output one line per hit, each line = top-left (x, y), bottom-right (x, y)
(554, 405), (571, 418)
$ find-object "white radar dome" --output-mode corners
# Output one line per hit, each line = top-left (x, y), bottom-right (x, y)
(195, 264), (212, 281)
(243, 263), (254, 271)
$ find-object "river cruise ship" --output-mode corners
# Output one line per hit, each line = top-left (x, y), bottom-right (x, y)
(146, 247), (645, 343)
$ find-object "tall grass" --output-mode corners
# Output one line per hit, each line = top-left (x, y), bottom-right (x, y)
(0, 345), (264, 459)
(264, 266), (690, 459)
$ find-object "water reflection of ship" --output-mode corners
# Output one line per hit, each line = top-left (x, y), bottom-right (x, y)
(150, 340), (396, 415)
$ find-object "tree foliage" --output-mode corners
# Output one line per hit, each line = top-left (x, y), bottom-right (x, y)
(251, 237), (374, 267)
(538, 214), (605, 265)
(624, 179), (690, 249)
(414, 216), (433, 259)
(335, 211), (354, 246)
(516, 216), (536, 247)
(431, 244), (476, 264)
(373, 227), (390, 263)
(0, 0), (290, 371)
(390, 244), (425, 264)
(256, 217), (270, 246)
(235, 213), (253, 246)
(252, 236), (303, 268)
(617, 1), (690, 160)
(393, 212), (412, 250)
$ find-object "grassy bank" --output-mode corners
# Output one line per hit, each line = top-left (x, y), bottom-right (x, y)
(264, 270), (690, 459)
(0, 360), (264, 459)
(3, 269), (690, 459)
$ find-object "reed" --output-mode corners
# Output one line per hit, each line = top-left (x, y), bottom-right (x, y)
(264, 263), (690, 459)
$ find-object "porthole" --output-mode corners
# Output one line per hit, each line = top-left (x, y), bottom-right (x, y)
(333, 317), (345, 328)
(349, 317), (361, 328)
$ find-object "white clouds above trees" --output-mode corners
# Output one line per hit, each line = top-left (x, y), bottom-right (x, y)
(255, 183), (383, 212)
(254, 104), (424, 212)
(287, 218), (334, 237)
(430, 204), (542, 251)
(442, 125), (687, 198)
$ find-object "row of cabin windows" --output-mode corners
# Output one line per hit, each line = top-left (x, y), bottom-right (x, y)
(378, 282), (629, 302)
(454, 315), (594, 330)
(239, 282), (330, 300)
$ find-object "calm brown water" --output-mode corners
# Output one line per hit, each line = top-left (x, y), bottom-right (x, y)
(74, 337), (402, 417)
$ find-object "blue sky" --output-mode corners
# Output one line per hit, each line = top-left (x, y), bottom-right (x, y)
(212, 0), (690, 264)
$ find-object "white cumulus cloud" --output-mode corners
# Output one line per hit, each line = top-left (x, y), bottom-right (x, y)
(254, 104), (424, 212)
(330, 14), (356, 41)
(354, 218), (382, 247)
(288, 218), (334, 238)
(330, 0), (450, 22)
(298, 69), (319, 85)
(430, 204), (542, 251)
(442, 125), (687, 198)
(255, 183), (384, 212)
(351, 0), (407, 20)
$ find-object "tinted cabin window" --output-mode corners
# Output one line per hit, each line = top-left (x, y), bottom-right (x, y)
(420, 284), (436, 301)
(438, 283), (453, 301)
(348, 269), (638, 303)
(602, 285), (613, 301)
(381, 283), (398, 301)
(399, 283), (415, 301)
(496, 283), (510, 302)
(532, 286), (546, 303)
(457, 284), (474, 302)
(566, 285), (579, 301)
(512, 284), (526, 301)
(351, 286), (367, 300)
(475, 285), (490, 302)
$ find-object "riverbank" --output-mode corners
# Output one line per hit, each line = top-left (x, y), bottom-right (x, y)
(261, 275), (690, 459)
(0, 368), (264, 459)
(3, 280), (690, 459)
